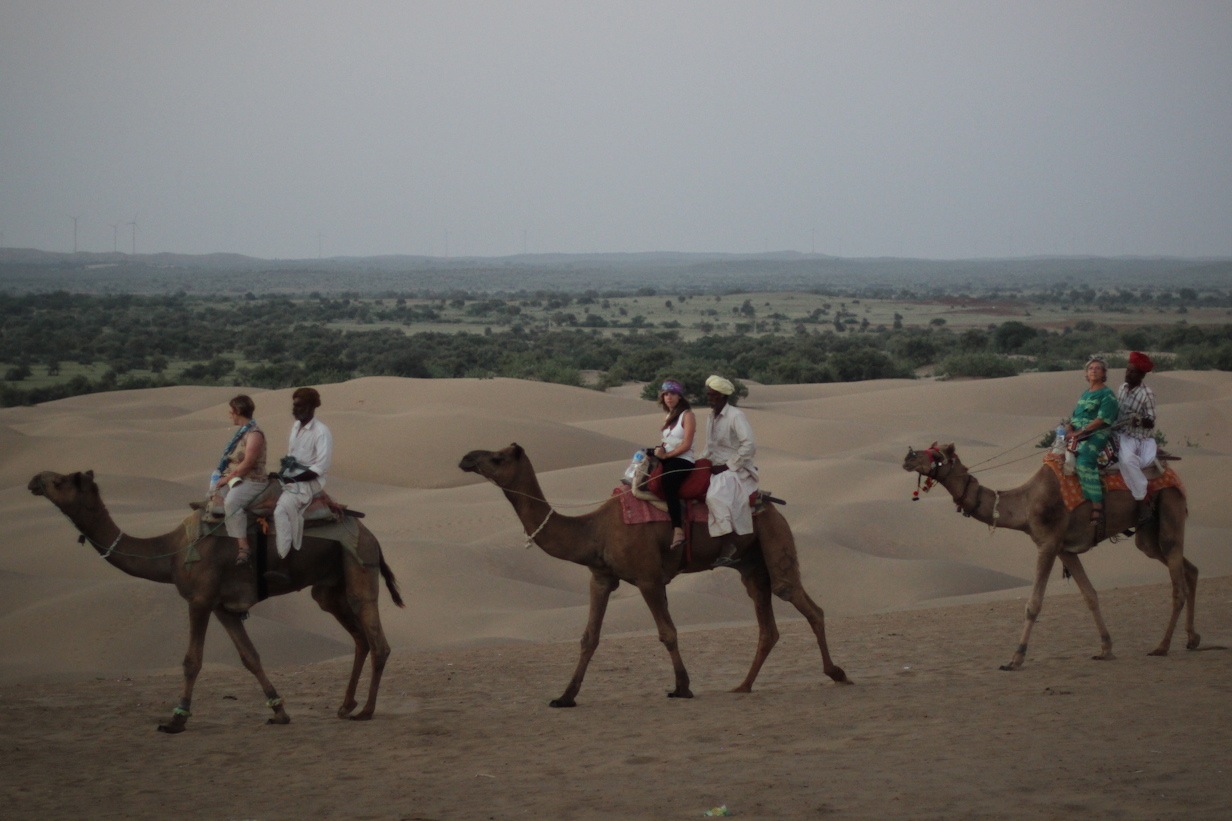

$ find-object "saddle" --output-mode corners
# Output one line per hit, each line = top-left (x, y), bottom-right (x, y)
(198, 478), (358, 527)
(628, 453), (780, 514)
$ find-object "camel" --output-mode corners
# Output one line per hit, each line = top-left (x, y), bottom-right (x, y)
(458, 443), (848, 707)
(28, 469), (404, 733)
(901, 443), (1198, 670)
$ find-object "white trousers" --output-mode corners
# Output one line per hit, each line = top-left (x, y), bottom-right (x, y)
(1117, 436), (1158, 501)
(706, 467), (758, 538)
(274, 479), (320, 558)
(220, 478), (267, 540)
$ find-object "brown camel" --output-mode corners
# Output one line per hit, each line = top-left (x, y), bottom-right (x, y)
(28, 469), (404, 733)
(458, 443), (848, 707)
(902, 443), (1198, 670)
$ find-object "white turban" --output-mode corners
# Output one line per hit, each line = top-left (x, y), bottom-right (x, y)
(705, 374), (735, 396)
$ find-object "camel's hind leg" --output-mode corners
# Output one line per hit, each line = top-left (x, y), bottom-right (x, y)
(1147, 499), (1199, 654)
(756, 511), (848, 685)
(636, 580), (693, 700)
(1002, 548), (1059, 671)
(213, 608), (291, 725)
(732, 562), (779, 693)
(158, 604), (212, 734)
(314, 579), (390, 720)
(553, 572), (619, 708)
(1058, 553), (1114, 661)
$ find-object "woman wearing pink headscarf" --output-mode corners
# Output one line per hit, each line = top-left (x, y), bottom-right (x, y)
(1116, 351), (1158, 523)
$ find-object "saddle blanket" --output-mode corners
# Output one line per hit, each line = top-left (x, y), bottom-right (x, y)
(612, 486), (708, 525)
(1043, 453), (1185, 511)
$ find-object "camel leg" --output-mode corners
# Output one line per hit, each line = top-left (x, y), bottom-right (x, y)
(635, 581), (693, 700)
(1001, 549), (1058, 671)
(348, 594), (390, 721)
(778, 584), (850, 685)
(732, 563), (778, 693)
(213, 608), (291, 725)
(552, 572), (619, 708)
(1058, 553), (1114, 661)
(158, 604), (211, 734)
(313, 585), (367, 717)
(1182, 559), (1201, 650)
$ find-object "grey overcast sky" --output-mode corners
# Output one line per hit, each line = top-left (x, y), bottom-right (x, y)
(2, 1), (1230, 260)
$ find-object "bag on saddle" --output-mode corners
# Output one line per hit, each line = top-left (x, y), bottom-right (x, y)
(629, 451), (712, 503)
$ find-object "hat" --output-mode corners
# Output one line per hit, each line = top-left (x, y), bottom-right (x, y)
(1128, 351), (1154, 373)
(660, 379), (685, 396)
(705, 375), (735, 396)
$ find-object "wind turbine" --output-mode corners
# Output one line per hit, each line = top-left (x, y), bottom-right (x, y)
(71, 215), (80, 253)
(109, 223), (120, 253)
(127, 215), (137, 255)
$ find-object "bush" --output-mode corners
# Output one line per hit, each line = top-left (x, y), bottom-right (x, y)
(938, 353), (1022, 379)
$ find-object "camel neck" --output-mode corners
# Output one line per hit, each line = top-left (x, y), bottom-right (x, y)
(71, 504), (175, 583)
(940, 467), (1028, 533)
(502, 480), (597, 566)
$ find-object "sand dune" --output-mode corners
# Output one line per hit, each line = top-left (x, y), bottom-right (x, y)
(1, 371), (1230, 818)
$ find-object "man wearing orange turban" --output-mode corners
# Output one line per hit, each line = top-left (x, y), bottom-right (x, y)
(1115, 352), (1157, 522)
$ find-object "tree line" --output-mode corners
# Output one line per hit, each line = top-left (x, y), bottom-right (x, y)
(2, 292), (1231, 407)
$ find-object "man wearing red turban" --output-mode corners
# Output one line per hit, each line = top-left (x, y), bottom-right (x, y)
(1116, 352), (1157, 522)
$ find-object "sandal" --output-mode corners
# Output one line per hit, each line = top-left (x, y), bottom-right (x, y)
(235, 544), (252, 566)
(1090, 504), (1104, 526)
(667, 529), (686, 552)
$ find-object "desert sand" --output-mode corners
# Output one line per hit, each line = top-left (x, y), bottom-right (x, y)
(2, 371), (1230, 819)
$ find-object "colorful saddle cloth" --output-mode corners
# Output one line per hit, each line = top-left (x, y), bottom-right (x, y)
(1043, 453), (1185, 511)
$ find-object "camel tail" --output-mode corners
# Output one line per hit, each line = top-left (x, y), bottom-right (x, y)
(380, 554), (405, 608)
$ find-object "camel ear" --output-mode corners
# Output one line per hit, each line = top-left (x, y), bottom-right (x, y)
(510, 443), (524, 459)
(942, 443), (956, 458)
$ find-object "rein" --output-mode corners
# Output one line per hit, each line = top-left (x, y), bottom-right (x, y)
(908, 445), (1001, 532)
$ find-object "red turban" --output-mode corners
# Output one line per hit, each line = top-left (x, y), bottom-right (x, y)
(1128, 351), (1154, 373)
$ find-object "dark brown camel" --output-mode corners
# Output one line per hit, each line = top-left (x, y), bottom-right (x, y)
(902, 443), (1198, 670)
(458, 443), (848, 707)
(29, 470), (404, 733)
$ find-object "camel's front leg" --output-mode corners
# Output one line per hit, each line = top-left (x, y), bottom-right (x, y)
(1182, 558), (1201, 651)
(1001, 549), (1057, 671)
(313, 584), (369, 719)
(158, 604), (211, 733)
(552, 573), (619, 708)
(348, 593), (391, 721)
(213, 609), (291, 725)
(1151, 547), (1198, 656)
(1058, 553), (1114, 660)
(636, 581), (693, 699)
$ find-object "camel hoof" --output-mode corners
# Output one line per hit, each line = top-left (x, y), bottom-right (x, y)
(666, 689), (694, 699)
(548, 698), (576, 708)
(827, 666), (850, 684)
(266, 714), (291, 725)
(347, 713), (374, 722)
(1187, 634), (1201, 650)
(156, 720), (187, 734)
(1148, 648), (1168, 657)
(731, 685), (752, 694)
(1091, 652), (1115, 661)
(998, 663), (1021, 672)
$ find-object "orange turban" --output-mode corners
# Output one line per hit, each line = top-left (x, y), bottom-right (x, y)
(1128, 351), (1154, 373)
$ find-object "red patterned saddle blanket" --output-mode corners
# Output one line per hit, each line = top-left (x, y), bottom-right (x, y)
(1042, 453), (1185, 511)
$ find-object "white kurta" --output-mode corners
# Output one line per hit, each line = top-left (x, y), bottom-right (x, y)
(699, 404), (758, 537)
(274, 417), (333, 557)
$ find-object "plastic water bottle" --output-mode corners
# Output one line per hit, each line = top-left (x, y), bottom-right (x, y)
(622, 449), (646, 484)
(1053, 424), (1066, 454)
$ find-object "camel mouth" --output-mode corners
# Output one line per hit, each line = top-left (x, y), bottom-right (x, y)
(28, 475), (47, 496)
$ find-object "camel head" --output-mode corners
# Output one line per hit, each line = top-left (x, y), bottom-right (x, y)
(902, 443), (960, 479)
(458, 443), (528, 488)
(28, 470), (104, 517)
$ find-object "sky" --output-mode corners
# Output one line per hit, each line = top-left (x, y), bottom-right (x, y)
(2, 1), (1231, 260)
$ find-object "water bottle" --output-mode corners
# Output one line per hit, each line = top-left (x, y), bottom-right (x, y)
(1053, 424), (1066, 455)
(622, 449), (646, 484)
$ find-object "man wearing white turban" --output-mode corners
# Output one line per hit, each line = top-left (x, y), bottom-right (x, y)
(699, 375), (758, 567)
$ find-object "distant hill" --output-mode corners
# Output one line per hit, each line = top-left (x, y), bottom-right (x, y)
(1, 247), (1229, 295)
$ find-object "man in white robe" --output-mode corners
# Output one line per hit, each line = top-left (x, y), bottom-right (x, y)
(274, 387), (333, 559)
(698, 375), (758, 567)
